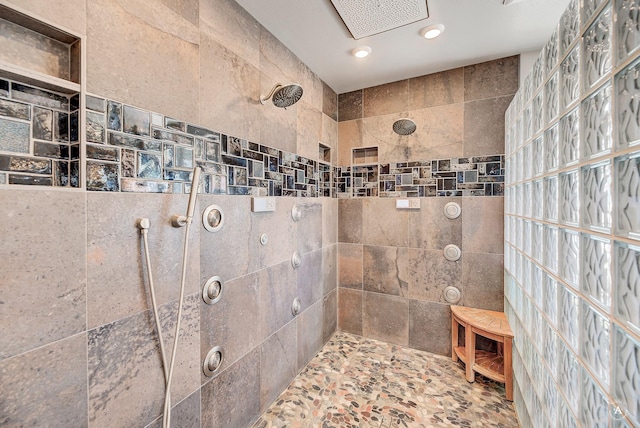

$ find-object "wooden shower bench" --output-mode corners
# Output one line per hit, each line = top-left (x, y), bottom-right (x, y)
(450, 305), (513, 401)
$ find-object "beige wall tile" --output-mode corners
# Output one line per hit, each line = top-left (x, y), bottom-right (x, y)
(337, 119), (363, 166)
(87, 0), (200, 121)
(401, 248), (462, 303)
(362, 198), (408, 247)
(364, 80), (409, 117)
(338, 288), (362, 335)
(296, 104), (323, 161)
(322, 198), (338, 247)
(0, 333), (88, 427)
(321, 113), (338, 164)
(408, 68), (464, 109)
(362, 292), (409, 346)
(259, 28), (299, 86)
(323, 289), (338, 342)
(338, 90), (363, 122)
(8, 0), (87, 35)
(87, 192), (199, 329)
(296, 249), (323, 311)
(201, 348), (260, 428)
(322, 244), (338, 297)
(362, 245), (407, 296)
(199, 0), (260, 68)
(338, 199), (362, 244)
(199, 35), (261, 142)
(298, 63), (323, 112)
(409, 300), (452, 356)
(407, 196), (462, 250)
(0, 189), (86, 360)
(339, 243), (363, 290)
(160, 0), (199, 25)
(462, 252), (505, 311)
(461, 196), (505, 254)
(259, 73), (298, 153)
(323, 82), (338, 121)
(296, 199), (323, 254)
(464, 55), (519, 102)
(463, 95), (513, 157)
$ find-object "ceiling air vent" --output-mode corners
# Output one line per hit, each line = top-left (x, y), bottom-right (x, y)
(330, 0), (429, 40)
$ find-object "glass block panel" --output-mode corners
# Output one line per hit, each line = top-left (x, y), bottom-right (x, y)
(545, 124), (559, 172)
(560, 0), (580, 55)
(582, 161), (612, 231)
(524, 182), (532, 217)
(516, 184), (523, 216)
(616, 0), (640, 63)
(524, 220), (532, 254)
(532, 54), (545, 91)
(544, 322), (558, 376)
(545, 72), (560, 124)
(532, 263), (543, 305)
(583, 0), (606, 25)
(546, 27), (560, 77)
(516, 149), (523, 183)
(614, 241), (640, 333)
(544, 273), (558, 326)
(533, 180), (543, 219)
(559, 284), (580, 350)
(545, 225), (559, 273)
(581, 234), (612, 310)
(616, 152), (640, 239)
(560, 108), (580, 166)
(533, 222), (543, 262)
(612, 325), (640, 425)
(560, 228), (580, 288)
(558, 397), (578, 428)
(616, 58), (640, 148)
(581, 82), (612, 158)
(524, 143), (532, 180)
(517, 217), (523, 251)
(581, 302), (611, 387)
(523, 105), (532, 142)
(580, 370), (610, 428)
(544, 368), (558, 422)
(561, 45), (581, 109)
(558, 341), (580, 412)
(560, 170), (580, 225)
(582, 5), (612, 91)
(533, 93), (544, 135)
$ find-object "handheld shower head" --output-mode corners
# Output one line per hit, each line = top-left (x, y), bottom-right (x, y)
(260, 83), (303, 108)
(171, 166), (201, 227)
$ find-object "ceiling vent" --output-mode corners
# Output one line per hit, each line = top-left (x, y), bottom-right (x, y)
(330, 0), (429, 40)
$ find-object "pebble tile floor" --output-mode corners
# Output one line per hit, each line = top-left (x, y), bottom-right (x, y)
(253, 332), (518, 428)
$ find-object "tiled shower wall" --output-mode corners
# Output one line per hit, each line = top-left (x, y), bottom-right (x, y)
(504, 0), (640, 427)
(0, 0), (338, 427)
(337, 58), (516, 355)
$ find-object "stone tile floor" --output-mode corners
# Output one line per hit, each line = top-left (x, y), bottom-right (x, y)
(253, 332), (518, 428)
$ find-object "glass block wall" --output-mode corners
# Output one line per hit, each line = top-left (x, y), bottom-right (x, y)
(504, 0), (640, 427)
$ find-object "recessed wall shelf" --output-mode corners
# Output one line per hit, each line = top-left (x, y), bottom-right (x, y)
(353, 146), (378, 164)
(319, 142), (331, 163)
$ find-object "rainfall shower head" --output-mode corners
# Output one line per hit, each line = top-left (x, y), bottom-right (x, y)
(260, 83), (303, 108)
(393, 118), (417, 135)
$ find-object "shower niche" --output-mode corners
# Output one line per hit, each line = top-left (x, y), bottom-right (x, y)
(0, 2), (84, 187)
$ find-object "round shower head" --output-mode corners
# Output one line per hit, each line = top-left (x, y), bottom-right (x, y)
(260, 83), (303, 108)
(393, 118), (417, 135)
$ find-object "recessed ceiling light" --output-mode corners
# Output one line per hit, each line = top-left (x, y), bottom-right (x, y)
(420, 24), (445, 39)
(352, 46), (372, 58)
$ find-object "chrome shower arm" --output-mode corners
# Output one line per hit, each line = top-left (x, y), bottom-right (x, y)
(260, 84), (283, 104)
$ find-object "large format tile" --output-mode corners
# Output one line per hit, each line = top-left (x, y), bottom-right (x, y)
(463, 95), (513, 157)
(337, 119), (363, 166)
(200, 271), (260, 381)
(338, 90), (363, 122)
(338, 199), (362, 243)
(199, 34), (261, 142)
(409, 300), (452, 356)
(146, 389), (200, 428)
(321, 112), (338, 164)
(260, 321), (298, 412)
(322, 244), (338, 297)
(88, 294), (200, 428)
(338, 288), (363, 335)
(201, 347), (261, 428)
(362, 198), (408, 247)
(338, 243), (363, 290)
(297, 300), (324, 371)
(408, 196), (462, 250)
(362, 245), (407, 297)
(10, 0), (87, 34)
(462, 252), (505, 311)
(362, 292), (409, 346)
(408, 68), (464, 109)
(321, 198), (337, 247)
(461, 196), (504, 254)
(322, 82), (338, 121)
(254, 196), (297, 269)
(401, 248), (462, 303)
(322, 289), (338, 343)
(199, 0), (260, 68)
(363, 80), (409, 117)
(295, 198), (322, 255)
(0, 333), (88, 427)
(464, 56), (519, 102)
(296, 104), (322, 161)
(258, 260), (297, 338)
(0, 189), (86, 360)
(87, 192), (199, 329)
(296, 248), (323, 311)
(87, 0), (199, 121)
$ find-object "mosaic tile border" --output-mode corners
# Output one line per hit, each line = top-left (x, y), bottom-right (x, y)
(0, 78), (80, 187)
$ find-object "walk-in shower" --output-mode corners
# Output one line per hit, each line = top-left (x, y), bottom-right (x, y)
(137, 166), (201, 428)
(260, 83), (304, 108)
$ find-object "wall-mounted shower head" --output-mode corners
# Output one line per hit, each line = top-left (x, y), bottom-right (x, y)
(260, 83), (303, 108)
(392, 118), (417, 135)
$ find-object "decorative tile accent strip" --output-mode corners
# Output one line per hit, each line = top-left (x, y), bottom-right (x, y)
(0, 78), (79, 187)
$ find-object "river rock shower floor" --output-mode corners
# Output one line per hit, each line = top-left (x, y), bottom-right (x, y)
(253, 332), (518, 428)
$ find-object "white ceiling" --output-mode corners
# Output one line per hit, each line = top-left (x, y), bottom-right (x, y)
(234, 0), (571, 94)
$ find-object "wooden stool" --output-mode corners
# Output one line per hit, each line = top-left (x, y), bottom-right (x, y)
(450, 305), (514, 401)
